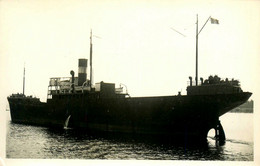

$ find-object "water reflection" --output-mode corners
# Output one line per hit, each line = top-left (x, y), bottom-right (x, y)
(6, 120), (253, 160)
(42, 127), (225, 160)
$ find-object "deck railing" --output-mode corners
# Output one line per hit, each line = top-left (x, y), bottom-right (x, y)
(187, 77), (240, 87)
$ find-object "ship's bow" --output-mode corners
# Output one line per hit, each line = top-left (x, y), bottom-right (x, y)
(218, 92), (252, 116)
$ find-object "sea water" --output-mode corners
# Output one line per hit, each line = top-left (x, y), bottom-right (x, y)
(5, 112), (253, 161)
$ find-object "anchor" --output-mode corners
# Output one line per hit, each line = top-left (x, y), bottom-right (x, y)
(215, 120), (226, 146)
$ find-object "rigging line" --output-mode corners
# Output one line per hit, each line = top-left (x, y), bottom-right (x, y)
(170, 28), (186, 37)
(93, 35), (102, 39)
(198, 16), (211, 36)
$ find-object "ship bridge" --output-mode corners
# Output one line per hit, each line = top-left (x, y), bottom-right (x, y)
(186, 75), (243, 95)
(47, 77), (92, 99)
(47, 59), (127, 99)
(47, 78), (126, 99)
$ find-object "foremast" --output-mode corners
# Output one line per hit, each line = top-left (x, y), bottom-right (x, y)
(23, 63), (25, 96)
(90, 29), (93, 88)
(195, 15), (198, 86)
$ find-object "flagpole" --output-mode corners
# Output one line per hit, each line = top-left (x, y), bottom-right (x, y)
(195, 14), (198, 86)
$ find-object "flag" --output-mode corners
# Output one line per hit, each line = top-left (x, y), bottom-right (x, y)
(210, 17), (219, 24)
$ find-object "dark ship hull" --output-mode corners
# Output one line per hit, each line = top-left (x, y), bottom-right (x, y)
(7, 89), (252, 142)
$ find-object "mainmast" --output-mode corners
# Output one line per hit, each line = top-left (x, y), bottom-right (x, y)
(23, 64), (25, 95)
(90, 29), (93, 88)
(195, 15), (215, 86)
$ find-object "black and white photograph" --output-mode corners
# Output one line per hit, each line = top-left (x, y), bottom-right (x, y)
(0, 0), (259, 165)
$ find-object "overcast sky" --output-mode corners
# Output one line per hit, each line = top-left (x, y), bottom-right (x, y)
(0, 0), (259, 102)
(0, 0), (260, 165)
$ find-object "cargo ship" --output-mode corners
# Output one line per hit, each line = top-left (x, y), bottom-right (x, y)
(7, 18), (252, 144)
(7, 71), (252, 143)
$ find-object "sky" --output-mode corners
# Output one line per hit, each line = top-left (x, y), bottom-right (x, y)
(0, 0), (260, 165)
(0, 0), (259, 102)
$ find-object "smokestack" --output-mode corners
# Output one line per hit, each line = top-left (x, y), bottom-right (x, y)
(78, 59), (88, 86)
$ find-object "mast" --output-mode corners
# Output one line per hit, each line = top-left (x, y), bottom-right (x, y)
(195, 15), (212, 86)
(90, 29), (93, 88)
(23, 64), (25, 95)
(195, 14), (198, 86)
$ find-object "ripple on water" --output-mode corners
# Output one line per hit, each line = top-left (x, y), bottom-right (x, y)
(6, 113), (254, 160)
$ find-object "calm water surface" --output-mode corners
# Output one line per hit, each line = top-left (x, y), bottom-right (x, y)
(6, 113), (253, 160)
